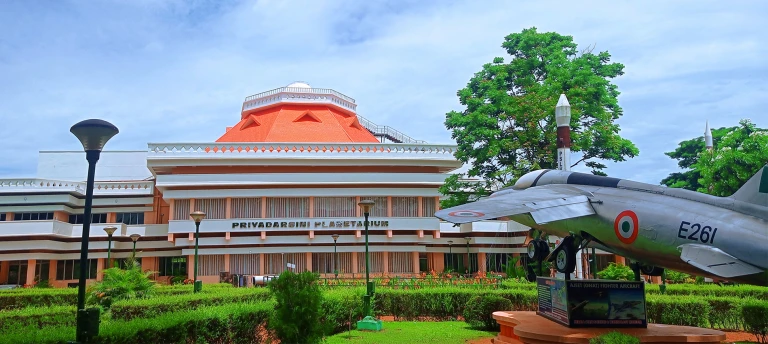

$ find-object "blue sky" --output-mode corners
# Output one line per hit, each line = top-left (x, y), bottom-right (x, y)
(1, 0), (766, 185)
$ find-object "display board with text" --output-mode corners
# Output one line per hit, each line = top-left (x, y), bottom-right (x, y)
(536, 277), (647, 328)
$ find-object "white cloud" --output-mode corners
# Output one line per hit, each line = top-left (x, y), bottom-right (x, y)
(0, 0), (766, 185)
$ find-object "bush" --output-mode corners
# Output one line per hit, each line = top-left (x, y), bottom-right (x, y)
(268, 270), (324, 344)
(743, 300), (768, 344)
(110, 287), (270, 321)
(319, 288), (365, 336)
(645, 295), (709, 327)
(374, 288), (536, 321)
(596, 263), (635, 281)
(0, 305), (75, 330)
(589, 331), (640, 344)
(87, 261), (156, 308)
(462, 295), (512, 331)
(0, 302), (275, 344)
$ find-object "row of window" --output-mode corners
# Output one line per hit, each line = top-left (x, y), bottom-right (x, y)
(4, 212), (145, 225)
(172, 197), (438, 220)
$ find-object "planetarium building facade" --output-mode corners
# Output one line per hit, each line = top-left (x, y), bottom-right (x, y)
(0, 82), (540, 288)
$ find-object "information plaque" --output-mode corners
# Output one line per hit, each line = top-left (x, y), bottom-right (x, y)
(536, 277), (647, 328)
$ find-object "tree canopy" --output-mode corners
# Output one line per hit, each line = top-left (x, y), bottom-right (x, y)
(660, 125), (733, 191)
(440, 27), (638, 208)
(679, 119), (767, 196)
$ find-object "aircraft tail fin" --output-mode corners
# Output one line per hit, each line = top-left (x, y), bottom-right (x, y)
(730, 164), (768, 207)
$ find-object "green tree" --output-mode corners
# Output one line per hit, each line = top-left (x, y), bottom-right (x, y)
(441, 27), (638, 207)
(694, 119), (768, 196)
(660, 125), (734, 191)
(268, 270), (324, 344)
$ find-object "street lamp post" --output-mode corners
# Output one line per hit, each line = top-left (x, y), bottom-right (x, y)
(356, 200), (382, 331)
(69, 119), (119, 344)
(465, 237), (471, 275)
(130, 234), (141, 256)
(332, 234), (340, 278)
(103, 226), (117, 268)
(447, 240), (453, 272)
(190, 211), (206, 293)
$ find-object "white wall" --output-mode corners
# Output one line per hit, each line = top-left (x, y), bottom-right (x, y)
(37, 151), (152, 181)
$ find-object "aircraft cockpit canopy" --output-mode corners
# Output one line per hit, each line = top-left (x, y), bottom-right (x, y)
(512, 169), (574, 190)
(513, 170), (548, 190)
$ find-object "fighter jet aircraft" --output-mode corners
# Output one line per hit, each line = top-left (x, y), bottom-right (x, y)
(435, 164), (768, 287)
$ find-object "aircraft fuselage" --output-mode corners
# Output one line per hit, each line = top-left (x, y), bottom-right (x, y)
(508, 185), (768, 286)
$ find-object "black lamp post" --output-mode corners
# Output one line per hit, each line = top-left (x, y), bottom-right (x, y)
(190, 211), (206, 293)
(130, 234), (140, 256)
(356, 200), (382, 331)
(69, 119), (119, 344)
(332, 233), (339, 278)
(103, 226), (117, 268)
(465, 237), (471, 275)
(447, 240), (453, 272)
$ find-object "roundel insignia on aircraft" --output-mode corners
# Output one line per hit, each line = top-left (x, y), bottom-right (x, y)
(614, 210), (639, 245)
(448, 210), (485, 217)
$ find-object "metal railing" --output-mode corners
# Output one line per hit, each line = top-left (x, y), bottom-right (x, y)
(244, 87), (356, 103)
(357, 115), (427, 144)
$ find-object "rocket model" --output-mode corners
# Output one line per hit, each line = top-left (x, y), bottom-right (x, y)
(555, 94), (571, 171)
(705, 121), (713, 150)
(555, 94), (584, 279)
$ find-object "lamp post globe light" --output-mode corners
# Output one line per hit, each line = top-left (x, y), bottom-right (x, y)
(356, 200), (382, 331)
(130, 234), (141, 255)
(332, 234), (340, 278)
(190, 211), (206, 293)
(69, 119), (119, 344)
(103, 226), (118, 268)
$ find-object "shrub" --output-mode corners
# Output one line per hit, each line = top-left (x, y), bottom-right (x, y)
(589, 331), (640, 344)
(319, 288), (365, 336)
(374, 288), (536, 321)
(0, 305), (75, 330)
(268, 270), (324, 344)
(742, 300), (768, 344)
(462, 295), (512, 330)
(645, 295), (709, 327)
(110, 287), (270, 321)
(0, 302), (275, 344)
(596, 263), (635, 281)
(87, 259), (156, 308)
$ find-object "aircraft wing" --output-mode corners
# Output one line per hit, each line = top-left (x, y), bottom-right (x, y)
(679, 244), (764, 278)
(435, 184), (596, 225)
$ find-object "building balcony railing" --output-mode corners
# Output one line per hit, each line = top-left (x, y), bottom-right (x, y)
(242, 86), (357, 113)
(147, 142), (458, 160)
(0, 179), (155, 196)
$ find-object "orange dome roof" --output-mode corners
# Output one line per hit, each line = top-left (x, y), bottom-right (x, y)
(216, 104), (379, 143)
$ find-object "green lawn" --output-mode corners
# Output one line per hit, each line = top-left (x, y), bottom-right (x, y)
(325, 321), (496, 344)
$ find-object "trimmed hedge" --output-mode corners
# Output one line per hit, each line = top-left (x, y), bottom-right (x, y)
(0, 283), (235, 311)
(463, 295), (512, 331)
(645, 295), (710, 328)
(373, 288), (537, 321)
(742, 300), (768, 344)
(110, 287), (271, 321)
(0, 302), (275, 344)
(0, 305), (76, 330)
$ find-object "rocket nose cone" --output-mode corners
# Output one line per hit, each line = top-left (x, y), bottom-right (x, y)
(556, 94), (570, 108)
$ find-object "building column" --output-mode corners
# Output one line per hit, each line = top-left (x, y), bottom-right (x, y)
(614, 256), (626, 265)
(432, 253), (445, 273)
(224, 254), (230, 274)
(478, 252), (487, 273)
(53, 211), (69, 222)
(306, 252), (312, 273)
(107, 212), (117, 223)
(225, 198), (232, 219)
(26, 260), (36, 285)
(0, 261), (9, 284)
(187, 254), (195, 280)
(412, 252), (420, 275)
(5, 212), (13, 221)
(48, 260), (57, 282)
(382, 252), (389, 275)
(352, 252), (358, 274)
(259, 254), (265, 275)
(96, 258), (105, 281)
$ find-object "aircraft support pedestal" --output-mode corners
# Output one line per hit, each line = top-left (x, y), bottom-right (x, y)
(491, 311), (725, 344)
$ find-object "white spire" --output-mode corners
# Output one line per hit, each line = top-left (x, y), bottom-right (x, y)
(704, 120), (713, 149)
(555, 94), (571, 127)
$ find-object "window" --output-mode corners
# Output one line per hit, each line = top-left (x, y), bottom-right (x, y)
(0, 213), (6, 221)
(114, 258), (143, 269)
(419, 253), (428, 273)
(159, 256), (187, 277)
(265, 197), (309, 218)
(7, 261), (28, 285)
(35, 260), (50, 283)
(486, 253), (513, 273)
(117, 212), (144, 225)
(14, 212), (54, 221)
(56, 259), (98, 280)
(68, 213), (108, 224)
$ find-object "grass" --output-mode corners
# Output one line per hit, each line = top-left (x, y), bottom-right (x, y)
(325, 321), (496, 344)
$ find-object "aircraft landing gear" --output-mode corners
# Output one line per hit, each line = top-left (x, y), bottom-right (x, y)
(526, 238), (550, 282)
(546, 234), (592, 276)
